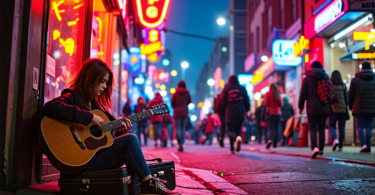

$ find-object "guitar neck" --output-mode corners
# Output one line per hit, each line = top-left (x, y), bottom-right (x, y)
(101, 109), (153, 132)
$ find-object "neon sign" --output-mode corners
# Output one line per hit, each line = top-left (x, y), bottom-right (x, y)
(141, 28), (165, 62)
(352, 52), (375, 59)
(135, 0), (171, 28)
(304, 0), (348, 39)
(252, 72), (263, 85)
(294, 36), (310, 57)
(353, 32), (375, 50)
(272, 40), (302, 66)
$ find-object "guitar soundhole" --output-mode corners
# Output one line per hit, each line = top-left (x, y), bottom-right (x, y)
(90, 125), (103, 137)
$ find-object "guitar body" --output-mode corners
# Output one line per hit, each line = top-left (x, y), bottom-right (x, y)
(40, 110), (114, 174)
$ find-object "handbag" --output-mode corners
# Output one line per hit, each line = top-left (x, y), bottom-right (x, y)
(345, 107), (350, 121)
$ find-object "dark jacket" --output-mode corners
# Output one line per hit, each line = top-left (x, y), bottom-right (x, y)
(122, 102), (132, 117)
(148, 94), (164, 123)
(255, 104), (265, 127)
(331, 84), (348, 113)
(349, 70), (375, 116)
(221, 75), (250, 122)
(298, 68), (331, 115)
(171, 85), (191, 118)
(214, 93), (223, 116)
(281, 103), (294, 120)
(43, 87), (113, 125)
(135, 103), (148, 126)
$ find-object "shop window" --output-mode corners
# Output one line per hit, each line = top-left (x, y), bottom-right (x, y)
(91, 0), (110, 62)
(44, 0), (87, 103)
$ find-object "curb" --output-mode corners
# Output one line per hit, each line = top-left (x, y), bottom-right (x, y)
(181, 168), (248, 194)
(249, 148), (375, 167)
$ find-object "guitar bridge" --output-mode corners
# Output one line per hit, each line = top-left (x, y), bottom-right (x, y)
(69, 126), (86, 150)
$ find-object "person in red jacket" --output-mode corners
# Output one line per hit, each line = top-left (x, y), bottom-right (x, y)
(264, 83), (284, 150)
(202, 113), (215, 145)
(171, 81), (191, 152)
(148, 92), (164, 147)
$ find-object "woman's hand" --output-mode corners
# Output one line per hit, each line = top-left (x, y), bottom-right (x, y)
(92, 114), (104, 126)
(121, 118), (133, 134)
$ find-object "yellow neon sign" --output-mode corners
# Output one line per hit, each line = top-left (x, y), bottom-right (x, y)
(59, 37), (75, 56)
(67, 18), (79, 26)
(73, 3), (83, 9)
(357, 52), (375, 59)
(52, 1), (65, 21)
(146, 6), (158, 18)
(136, 0), (171, 28)
(140, 41), (164, 62)
(53, 30), (61, 40)
(252, 71), (264, 85)
(353, 32), (375, 50)
(149, 30), (159, 42)
(95, 17), (102, 41)
(294, 36), (310, 57)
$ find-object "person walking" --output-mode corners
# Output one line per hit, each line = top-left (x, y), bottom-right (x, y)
(163, 113), (174, 147)
(221, 75), (250, 154)
(135, 97), (148, 146)
(298, 61), (332, 158)
(171, 81), (191, 152)
(280, 97), (294, 145)
(122, 99), (132, 117)
(329, 70), (349, 151)
(349, 61), (375, 153)
(202, 113), (215, 145)
(148, 92), (164, 147)
(214, 91), (226, 147)
(255, 102), (266, 143)
(264, 83), (284, 150)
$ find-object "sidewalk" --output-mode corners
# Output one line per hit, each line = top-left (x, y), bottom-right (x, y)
(247, 143), (375, 166)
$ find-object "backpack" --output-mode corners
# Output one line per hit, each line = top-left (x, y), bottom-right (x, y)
(317, 79), (334, 104)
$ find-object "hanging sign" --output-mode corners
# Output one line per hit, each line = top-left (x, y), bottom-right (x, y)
(294, 36), (310, 57)
(141, 28), (165, 62)
(352, 52), (375, 59)
(272, 40), (302, 66)
(353, 32), (375, 50)
(135, 0), (172, 28)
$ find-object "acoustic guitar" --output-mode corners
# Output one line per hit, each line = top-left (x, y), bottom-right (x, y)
(39, 104), (169, 174)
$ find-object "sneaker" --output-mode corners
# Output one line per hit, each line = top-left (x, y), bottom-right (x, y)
(337, 148), (343, 152)
(332, 139), (339, 151)
(219, 138), (224, 148)
(318, 150), (324, 156)
(230, 150), (235, 154)
(266, 140), (272, 149)
(235, 136), (242, 152)
(360, 145), (367, 153)
(363, 148), (371, 154)
(140, 177), (181, 195)
(311, 147), (319, 159)
(177, 145), (183, 152)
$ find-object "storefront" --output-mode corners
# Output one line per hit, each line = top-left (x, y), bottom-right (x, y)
(303, 0), (375, 145)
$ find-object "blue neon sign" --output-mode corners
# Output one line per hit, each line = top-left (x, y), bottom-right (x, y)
(272, 40), (302, 66)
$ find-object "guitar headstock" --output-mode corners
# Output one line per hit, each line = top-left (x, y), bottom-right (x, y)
(151, 104), (170, 116)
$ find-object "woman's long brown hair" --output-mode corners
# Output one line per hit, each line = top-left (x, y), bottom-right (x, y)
(270, 83), (281, 101)
(69, 58), (113, 111)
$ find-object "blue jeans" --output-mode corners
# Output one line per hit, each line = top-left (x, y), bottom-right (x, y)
(227, 120), (243, 151)
(202, 133), (214, 145)
(266, 115), (281, 148)
(355, 115), (374, 149)
(165, 123), (173, 142)
(137, 125), (147, 145)
(219, 116), (226, 141)
(308, 116), (328, 151)
(85, 134), (151, 181)
(175, 118), (188, 147)
(329, 115), (346, 148)
(152, 122), (162, 141)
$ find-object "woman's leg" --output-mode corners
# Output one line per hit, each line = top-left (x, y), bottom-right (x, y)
(266, 117), (275, 143)
(337, 117), (346, 149)
(329, 116), (338, 142)
(273, 116), (281, 148)
(208, 133), (214, 145)
(85, 134), (151, 182)
(175, 118), (182, 146)
(180, 118), (188, 146)
(137, 125), (142, 145)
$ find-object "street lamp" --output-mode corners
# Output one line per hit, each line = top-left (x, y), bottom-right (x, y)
(217, 18), (226, 25)
(207, 78), (215, 86)
(181, 61), (189, 80)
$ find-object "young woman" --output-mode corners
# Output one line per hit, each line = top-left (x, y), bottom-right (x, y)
(264, 83), (284, 150)
(330, 70), (348, 151)
(135, 96), (148, 146)
(43, 58), (179, 195)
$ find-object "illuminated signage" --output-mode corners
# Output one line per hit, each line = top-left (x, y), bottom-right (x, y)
(214, 68), (222, 90)
(272, 40), (302, 66)
(152, 69), (166, 82)
(126, 47), (142, 73)
(304, 0), (348, 39)
(352, 52), (375, 59)
(141, 28), (165, 62)
(135, 0), (171, 28)
(294, 36), (310, 57)
(353, 32), (375, 50)
(252, 72), (263, 85)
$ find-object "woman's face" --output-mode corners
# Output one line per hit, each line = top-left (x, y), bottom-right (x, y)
(94, 73), (109, 96)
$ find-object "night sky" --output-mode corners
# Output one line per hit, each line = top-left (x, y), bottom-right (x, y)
(165, 0), (230, 94)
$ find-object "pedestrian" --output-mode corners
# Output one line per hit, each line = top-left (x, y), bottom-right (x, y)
(214, 91), (226, 147)
(264, 83), (284, 150)
(163, 113), (174, 147)
(171, 81), (191, 152)
(349, 61), (375, 153)
(255, 102), (266, 143)
(202, 113), (215, 145)
(148, 92), (164, 147)
(298, 61), (332, 158)
(280, 97), (294, 145)
(135, 97), (148, 146)
(122, 99), (132, 117)
(329, 70), (348, 151)
(221, 75), (250, 154)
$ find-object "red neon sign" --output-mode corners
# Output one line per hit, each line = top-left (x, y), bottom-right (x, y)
(135, 0), (171, 28)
